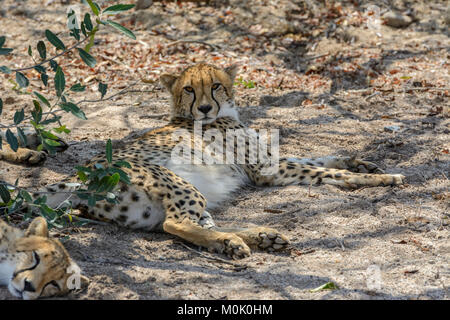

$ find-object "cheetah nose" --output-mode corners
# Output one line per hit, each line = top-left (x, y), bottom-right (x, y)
(198, 105), (212, 114)
(23, 279), (36, 292)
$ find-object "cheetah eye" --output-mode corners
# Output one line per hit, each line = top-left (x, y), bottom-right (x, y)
(211, 83), (221, 90)
(183, 86), (194, 93)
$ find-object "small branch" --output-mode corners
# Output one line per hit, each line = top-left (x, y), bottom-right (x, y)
(76, 80), (140, 105)
(299, 53), (330, 62)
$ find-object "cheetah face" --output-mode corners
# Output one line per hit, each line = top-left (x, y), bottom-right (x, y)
(8, 217), (89, 300)
(160, 63), (239, 124)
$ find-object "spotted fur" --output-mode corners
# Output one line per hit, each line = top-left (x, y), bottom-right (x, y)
(3, 63), (404, 263)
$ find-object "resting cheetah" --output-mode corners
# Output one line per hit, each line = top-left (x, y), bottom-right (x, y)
(0, 217), (88, 300)
(2, 63), (404, 261)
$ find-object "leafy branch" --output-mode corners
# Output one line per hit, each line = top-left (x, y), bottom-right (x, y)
(0, 139), (131, 229)
(0, 1), (136, 154)
(0, 1), (137, 229)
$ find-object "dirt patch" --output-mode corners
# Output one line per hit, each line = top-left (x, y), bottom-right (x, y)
(0, 0), (449, 300)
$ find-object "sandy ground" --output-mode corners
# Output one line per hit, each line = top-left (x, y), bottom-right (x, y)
(0, 0), (449, 300)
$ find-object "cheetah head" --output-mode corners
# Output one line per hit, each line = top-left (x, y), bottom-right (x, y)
(8, 217), (89, 300)
(160, 63), (238, 124)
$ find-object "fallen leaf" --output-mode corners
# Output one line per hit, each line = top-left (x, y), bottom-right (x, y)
(391, 239), (408, 244)
(404, 270), (419, 275)
(310, 282), (339, 292)
(406, 216), (430, 224)
(264, 208), (284, 213)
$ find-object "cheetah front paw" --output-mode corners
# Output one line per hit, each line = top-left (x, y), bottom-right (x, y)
(23, 150), (47, 164)
(383, 174), (405, 185)
(236, 227), (290, 252)
(346, 158), (384, 174)
(210, 234), (251, 260)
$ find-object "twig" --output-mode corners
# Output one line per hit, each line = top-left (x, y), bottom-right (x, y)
(175, 241), (248, 270)
(299, 53), (330, 62)
(75, 80), (140, 105)
(167, 40), (219, 51)
(397, 87), (450, 92)
(365, 91), (381, 101)
(97, 53), (134, 71)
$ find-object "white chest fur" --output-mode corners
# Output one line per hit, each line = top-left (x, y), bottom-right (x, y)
(165, 161), (248, 208)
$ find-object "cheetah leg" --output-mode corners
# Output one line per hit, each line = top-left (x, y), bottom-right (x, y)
(163, 217), (251, 259)
(245, 159), (404, 188)
(285, 156), (384, 173)
(0, 144), (47, 165)
(198, 211), (289, 252)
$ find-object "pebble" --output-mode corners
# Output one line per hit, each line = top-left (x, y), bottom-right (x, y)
(382, 11), (413, 28)
(384, 125), (401, 133)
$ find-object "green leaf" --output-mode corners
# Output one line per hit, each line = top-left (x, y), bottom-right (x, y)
(6, 129), (19, 152)
(0, 66), (11, 74)
(106, 139), (112, 163)
(44, 138), (61, 147)
(0, 36), (5, 48)
(77, 48), (96, 67)
(15, 72), (29, 88)
(0, 184), (11, 203)
(84, 13), (93, 31)
(37, 40), (46, 59)
(0, 48), (13, 55)
(103, 4), (135, 14)
(98, 82), (107, 99)
(34, 65), (46, 74)
(20, 190), (33, 203)
(86, 0), (101, 16)
(114, 160), (131, 168)
(108, 167), (130, 185)
(45, 30), (66, 50)
(17, 127), (28, 146)
(34, 91), (51, 108)
(54, 125), (70, 134)
(77, 171), (88, 182)
(70, 28), (81, 41)
(28, 45), (32, 56)
(13, 109), (25, 125)
(41, 73), (49, 86)
(49, 60), (58, 72)
(70, 83), (86, 92)
(54, 66), (65, 97)
(41, 130), (61, 140)
(81, 22), (87, 37)
(32, 102), (43, 123)
(310, 282), (339, 292)
(60, 102), (87, 120)
(103, 20), (136, 40)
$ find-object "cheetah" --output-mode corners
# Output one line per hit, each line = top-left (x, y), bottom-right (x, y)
(2, 63), (404, 261)
(0, 217), (88, 300)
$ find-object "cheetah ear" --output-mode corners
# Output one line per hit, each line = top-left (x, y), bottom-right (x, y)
(25, 217), (49, 238)
(224, 64), (238, 81)
(160, 74), (178, 94)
